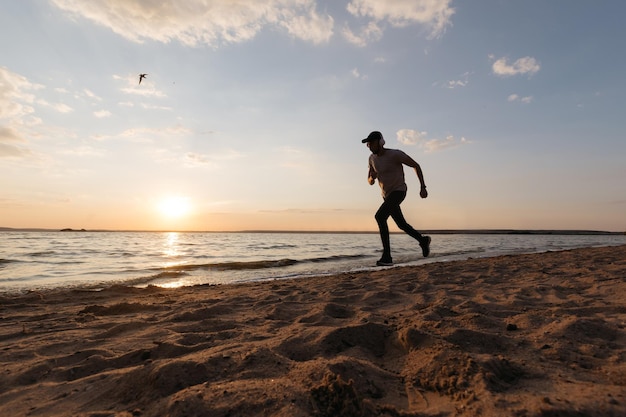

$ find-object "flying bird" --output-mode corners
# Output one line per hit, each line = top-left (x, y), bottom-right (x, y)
(138, 73), (148, 85)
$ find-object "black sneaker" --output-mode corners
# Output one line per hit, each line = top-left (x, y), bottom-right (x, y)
(376, 258), (393, 266)
(420, 236), (431, 257)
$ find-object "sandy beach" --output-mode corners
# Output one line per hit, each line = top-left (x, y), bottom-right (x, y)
(1, 245), (625, 417)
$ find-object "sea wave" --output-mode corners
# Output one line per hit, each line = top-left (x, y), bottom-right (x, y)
(2, 231), (623, 292)
(159, 253), (368, 273)
(29, 251), (58, 257)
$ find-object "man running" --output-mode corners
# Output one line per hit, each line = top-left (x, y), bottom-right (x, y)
(363, 131), (431, 266)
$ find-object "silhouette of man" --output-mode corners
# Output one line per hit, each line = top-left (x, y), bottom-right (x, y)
(363, 131), (431, 266)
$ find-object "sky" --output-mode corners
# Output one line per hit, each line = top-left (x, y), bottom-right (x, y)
(1, 0), (625, 232)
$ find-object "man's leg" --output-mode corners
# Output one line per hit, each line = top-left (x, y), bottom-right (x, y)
(386, 192), (423, 241)
(375, 201), (393, 262)
(386, 191), (431, 257)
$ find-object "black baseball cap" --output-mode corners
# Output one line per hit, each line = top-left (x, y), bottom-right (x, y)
(361, 131), (383, 143)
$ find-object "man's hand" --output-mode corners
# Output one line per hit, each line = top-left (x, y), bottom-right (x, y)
(420, 186), (428, 198)
(368, 167), (377, 185)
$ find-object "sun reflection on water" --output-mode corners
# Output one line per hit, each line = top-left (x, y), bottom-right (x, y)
(160, 232), (189, 271)
(163, 232), (179, 257)
(156, 280), (187, 289)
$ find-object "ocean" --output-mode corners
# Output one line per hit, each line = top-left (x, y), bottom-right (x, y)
(1, 230), (624, 293)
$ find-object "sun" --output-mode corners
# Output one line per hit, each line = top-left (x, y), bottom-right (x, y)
(157, 196), (191, 219)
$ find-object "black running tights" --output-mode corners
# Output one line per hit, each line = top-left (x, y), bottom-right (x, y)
(375, 190), (423, 259)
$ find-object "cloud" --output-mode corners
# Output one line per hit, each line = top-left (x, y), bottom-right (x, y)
(507, 93), (533, 103)
(0, 126), (21, 142)
(113, 74), (167, 98)
(608, 200), (626, 206)
(83, 89), (102, 101)
(342, 21), (383, 46)
(50, 0), (334, 46)
(114, 74), (167, 98)
(93, 110), (112, 118)
(351, 68), (367, 80)
(492, 56), (540, 77)
(51, 0), (452, 48)
(36, 100), (74, 113)
(346, 0), (455, 39)
(141, 103), (173, 111)
(93, 125), (192, 143)
(0, 143), (30, 157)
(445, 79), (467, 89)
(258, 207), (349, 215)
(0, 126), (30, 158)
(435, 71), (470, 89)
(0, 67), (42, 120)
(183, 152), (214, 168)
(397, 129), (428, 145)
(280, 5), (334, 44)
(423, 135), (469, 152)
(397, 128), (469, 152)
(153, 148), (243, 169)
(59, 145), (106, 156)
(0, 67), (46, 158)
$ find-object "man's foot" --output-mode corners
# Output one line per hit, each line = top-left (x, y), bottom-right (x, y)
(376, 257), (393, 266)
(420, 236), (431, 257)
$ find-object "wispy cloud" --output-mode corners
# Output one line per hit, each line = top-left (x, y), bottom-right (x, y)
(93, 110), (112, 118)
(59, 145), (106, 156)
(146, 146), (243, 170)
(434, 71), (470, 89)
(608, 200), (626, 206)
(280, 4), (334, 44)
(422, 135), (470, 152)
(114, 74), (167, 98)
(351, 68), (368, 80)
(141, 103), (173, 111)
(397, 128), (470, 152)
(507, 93), (533, 104)
(92, 125), (192, 143)
(50, 0), (334, 46)
(0, 126), (31, 158)
(0, 126), (21, 142)
(342, 21), (383, 47)
(0, 67), (44, 157)
(397, 129), (428, 145)
(83, 89), (102, 101)
(181, 149), (244, 168)
(183, 152), (214, 168)
(0, 66), (41, 120)
(258, 208), (352, 215)
(50, 0), (452, 48)
(491, 55), (540, 77)
(37, 99), (74, 113)
(346, 0), (455, 40)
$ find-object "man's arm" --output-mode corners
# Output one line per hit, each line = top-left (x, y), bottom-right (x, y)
(401, 153), (428, 198)
(414, 165), (428, 198)
(368, 165), (377, 185)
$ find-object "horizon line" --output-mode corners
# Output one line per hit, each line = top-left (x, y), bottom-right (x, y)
(1, 227), (624, 235)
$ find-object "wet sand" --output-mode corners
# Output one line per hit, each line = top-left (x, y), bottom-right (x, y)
(1, 245), (625, 416)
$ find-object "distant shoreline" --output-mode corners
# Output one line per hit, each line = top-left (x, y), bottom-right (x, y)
(0, 227), (624, 235)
